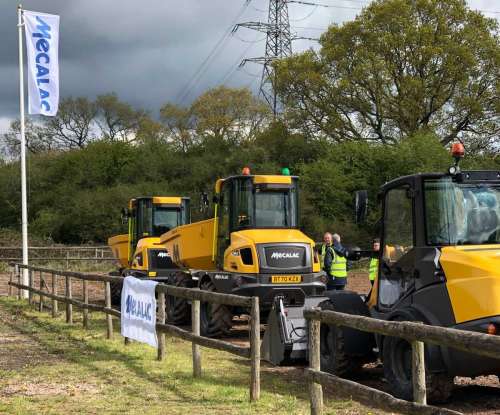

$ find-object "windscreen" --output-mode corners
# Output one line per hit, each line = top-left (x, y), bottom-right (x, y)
(152, 206), (180, 236)
(233, 179), (298, 229)
(424, 178), (500, 245)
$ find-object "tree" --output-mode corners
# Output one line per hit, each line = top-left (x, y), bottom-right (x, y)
(43, 97), (97, 149)
(2, 118), (53, 158)
(96, 93), (146, 142)
(159, 103), (198, 152)
(191, 86), (270, 144)
(274, 0), (499, 149)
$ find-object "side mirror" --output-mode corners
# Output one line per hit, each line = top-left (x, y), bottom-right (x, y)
(200, 192), (209, 213)
(354, 190), (368, 224)
(120, 208), (129, 225)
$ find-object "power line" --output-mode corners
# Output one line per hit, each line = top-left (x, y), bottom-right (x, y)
(175, 1), (252, 104)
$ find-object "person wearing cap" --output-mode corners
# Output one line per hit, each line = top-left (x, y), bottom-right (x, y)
(369, 238), (380, 286)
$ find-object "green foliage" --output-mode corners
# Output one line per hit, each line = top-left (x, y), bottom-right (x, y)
(275, 0), (499, 151)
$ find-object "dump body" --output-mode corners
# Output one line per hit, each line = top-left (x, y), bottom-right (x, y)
(160, 218), (217, 270)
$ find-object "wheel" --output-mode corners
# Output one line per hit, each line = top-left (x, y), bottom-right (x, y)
(166, 273), (191, 325)
(200, 279), (233, 338)
(318, 299), (366, 376)
(383, 332), (453, 403)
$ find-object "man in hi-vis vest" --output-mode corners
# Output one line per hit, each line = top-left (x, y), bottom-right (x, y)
(320, 232), (350, 290)
(369, 238), (380, 286)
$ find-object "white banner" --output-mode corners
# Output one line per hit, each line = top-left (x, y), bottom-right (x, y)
(23, 10), (60, 116)
(121, 277), (158, 347)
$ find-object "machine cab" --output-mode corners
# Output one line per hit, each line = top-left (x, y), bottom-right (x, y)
(128, 197), (190, 265)
(214, 172), (300, 267)
(373, 171), (500, 318)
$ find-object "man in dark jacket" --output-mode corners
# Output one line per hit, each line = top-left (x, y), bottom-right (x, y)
(322, 233), (351, 290)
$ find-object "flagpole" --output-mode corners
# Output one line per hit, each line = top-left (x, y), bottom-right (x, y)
(18, 4), (29, 298)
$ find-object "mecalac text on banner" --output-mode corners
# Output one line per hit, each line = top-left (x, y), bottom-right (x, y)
(23, 10), (60, 116)
(121, 277), (158, 347)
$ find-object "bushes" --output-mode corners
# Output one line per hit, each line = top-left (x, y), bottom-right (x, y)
(0, 130), (496, 245)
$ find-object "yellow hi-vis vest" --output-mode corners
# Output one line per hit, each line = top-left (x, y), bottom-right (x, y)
(320, 244), (328, 269)
(331, 251), (347, 278)
(369, 257), (379, 281)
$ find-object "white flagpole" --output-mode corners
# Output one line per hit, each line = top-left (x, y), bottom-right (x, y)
(18, 4), (29, 298)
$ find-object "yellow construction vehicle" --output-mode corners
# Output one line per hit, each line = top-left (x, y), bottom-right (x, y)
(159, 168), (326, 337)
(108, 196), (190, 302)
(315, 143), (500, 402)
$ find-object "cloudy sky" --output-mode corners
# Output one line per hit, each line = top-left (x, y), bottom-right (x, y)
(0, 0), (497, 134)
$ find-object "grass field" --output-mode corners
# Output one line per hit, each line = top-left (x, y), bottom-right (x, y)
(0, 297), (381, 415)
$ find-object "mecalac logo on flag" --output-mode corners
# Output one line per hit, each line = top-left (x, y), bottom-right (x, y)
(23, 11), (60, 116)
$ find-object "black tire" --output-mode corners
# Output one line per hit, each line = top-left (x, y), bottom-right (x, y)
(383, 332), (454, 403)
(166, 273), (191, 325)
(200, 279), (233, 338)
(318, 299), (366, 376)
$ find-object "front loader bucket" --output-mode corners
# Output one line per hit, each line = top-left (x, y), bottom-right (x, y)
(261, 296), (329, 365)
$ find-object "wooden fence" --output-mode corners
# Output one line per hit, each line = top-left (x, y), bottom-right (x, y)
(304, 308), (500, 415)
(0, 246), (115, 266)
(7, 263), (260, 401)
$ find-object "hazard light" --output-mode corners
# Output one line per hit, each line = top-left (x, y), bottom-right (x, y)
(451, 142), (465, 158)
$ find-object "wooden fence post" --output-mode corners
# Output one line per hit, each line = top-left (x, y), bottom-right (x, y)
(8, 266), (13, 297)
(309, 317), (323, 415)
(83, 279), (89, 329)
(412, 339), (427, 405)
(66, 252), (69, 269)
(38, 271), (44, 312)
(66, 275), (73, 324)
(157, 291), (166, 361)
(192, 296), (201, 377)
(250, 296), (260, 402)
(51, 272), (58, 317)
(28, 269), (34, 305)
(105, 281), (113, 339)
(17, 265), (21, 300)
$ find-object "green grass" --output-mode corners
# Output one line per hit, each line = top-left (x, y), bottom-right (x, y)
(0, 297), (380, 415)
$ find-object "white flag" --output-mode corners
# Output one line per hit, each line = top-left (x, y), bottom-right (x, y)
(23, 10), (60, 116)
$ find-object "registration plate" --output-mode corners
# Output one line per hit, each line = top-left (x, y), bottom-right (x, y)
(271, 275), (302, 284)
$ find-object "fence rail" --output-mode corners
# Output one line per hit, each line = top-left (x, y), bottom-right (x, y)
(304, 308), (500, 415)
(7, 262), (260, 402)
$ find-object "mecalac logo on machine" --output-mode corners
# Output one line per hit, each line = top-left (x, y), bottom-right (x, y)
(157, 251), (170, 258)
(125, 294), (153, 321)
(271, 252), (300, 260)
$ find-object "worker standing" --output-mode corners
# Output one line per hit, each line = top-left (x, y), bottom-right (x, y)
(322, 233), (349, 291)
(369, 238), (380, 286)
(319, 232), (333, 270)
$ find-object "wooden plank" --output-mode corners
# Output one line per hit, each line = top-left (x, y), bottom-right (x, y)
(156, 284), (252, 307)
(83, 279), (89, 329)
(156, 323), (250, 358)
(9, 281), (121, 318)
(192, 297), (201, 377)
(105, 281), (113, 339)
(306, 369), (462, 415)
(309, 318), (323, 415)
(65, 276), (73, 324)
(304, 309), (500, 360)
(157, 292), (166, 361)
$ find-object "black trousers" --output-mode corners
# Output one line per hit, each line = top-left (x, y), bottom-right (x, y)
(327, 278), (346, 291)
